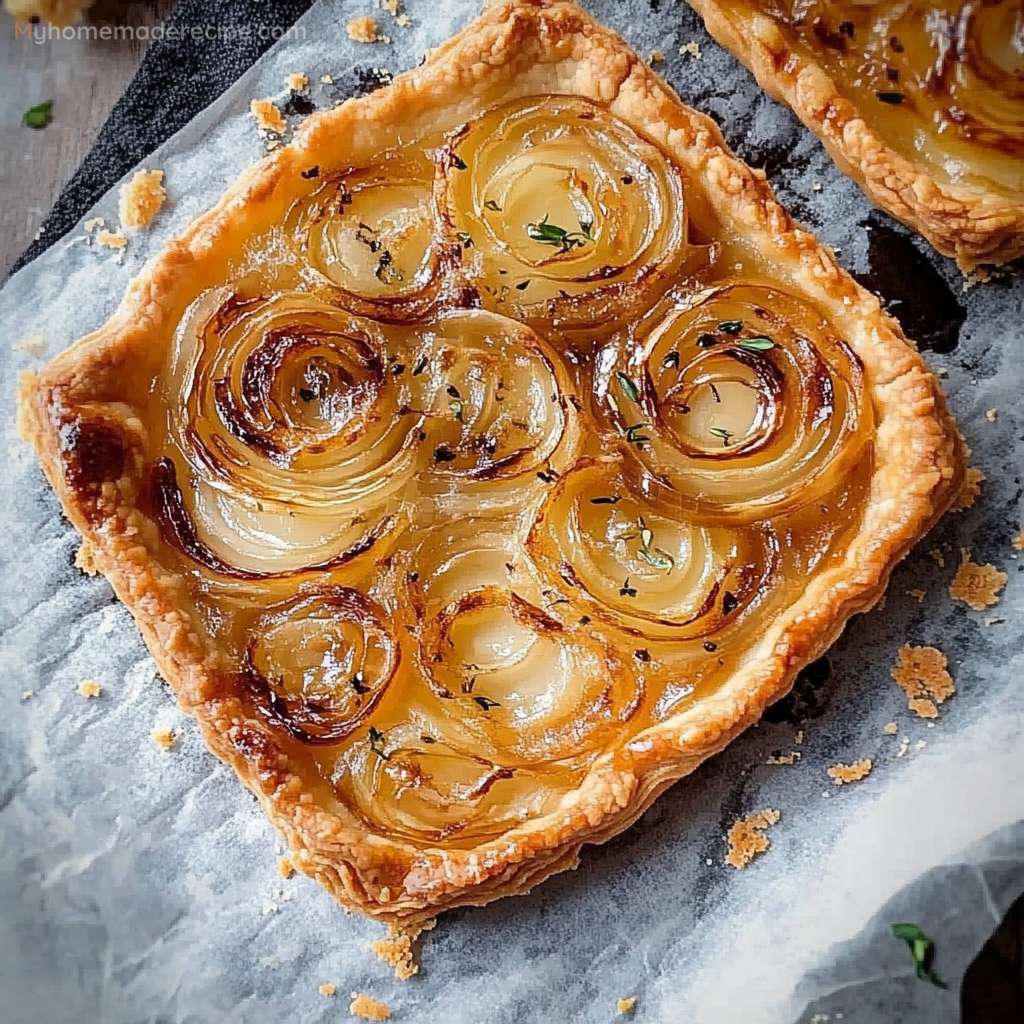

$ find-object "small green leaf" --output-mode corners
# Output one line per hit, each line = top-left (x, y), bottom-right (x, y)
(638, 546), (674, 571)
(616, 372), (639, 403)
(717, 319), (743, 335)
(449, 400), (463, 422)
(22, 100), (53, 129)
(892, 923), (947, 989)
(709, 426), (733, 444)
(738, 336), (775, 351)
(456, 231), (473, 248)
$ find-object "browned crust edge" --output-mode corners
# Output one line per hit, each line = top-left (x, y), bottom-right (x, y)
(687, 0), (1024, 271)
(17, 0), (965, 925)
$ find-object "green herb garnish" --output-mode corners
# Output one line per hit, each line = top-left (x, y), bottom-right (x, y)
(22, 100), (53, 129)
(717, 320), (743, 335)
(662, 350), (680, 370)
(619, 577), (638, 598)
(456, 231), (473, 248)
(449, 400), (463, 422)
(526, 214), (594, 254)
(892, 924), (947, 989)
(368, 726), (389, 760)
(484, 199), (502, 211)
(616, 372), (639, 403)
(709, 426), (733, 445)
(625, 423), (651, 445)
(738, 336), (775, 351)
(375, 250), (403, 284)
(473, 695), (501, 711)
(636, 516), (674, 572)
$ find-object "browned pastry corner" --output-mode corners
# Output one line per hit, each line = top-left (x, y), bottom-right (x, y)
(687, 0), (1024, 271)
(18, 0), (964, 926)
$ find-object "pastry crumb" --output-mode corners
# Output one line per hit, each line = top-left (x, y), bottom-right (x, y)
(794, 729), (804, 744)
(950, 467), (984, 512)
(250, 98), (287, 134)
(278, 856), (295, 879)
(812, 181), (823, 192)
(347, 16), (384, 43)
(380, 0), (398, 12)
(679, 40), (701, 58)
(1012, 529), (1024, 552)
(118, 169), (165, 229)
(650, 49), (663, 62)
(151, 727), (176, 750)
(891, 644), (955, 718)
(319, 983), (336, 997)
(21, 689), (34, 701)
(906, 588), (926, 602)
(984, 616), (1005, 626)
(895, 736), (911, 759)
(827, 759), (872, 785)
(83, 216), (105, 233)
(617, 996), (637, 1014)
(935, 366), (948, 376)
(74, 542), (98, 575)
(77, 679), (101, 698)
(928, 548), (945, 567)
(285, 72), (309, 91)
(725, 809), (780, 868)
(985, 408), (997, 422)
(766, 751), (800, 765)
(13, 333), (44, 357)
(949, 549), (1007, 610)
(396, 13), (410, 27)
(266, 139), (281, 151)
(349, 992), (390, 1021)
(915, 740), (927, 751)
(320, 73), (334, 84)
(370, 918), (436, 980)
(96, 229), (128, 250)
(883, 721), (898, 735)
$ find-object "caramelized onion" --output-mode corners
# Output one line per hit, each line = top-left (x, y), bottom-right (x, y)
(439, 96), (698, 328)
(602, 282), (869, 522)
(244, 587), (399, 744)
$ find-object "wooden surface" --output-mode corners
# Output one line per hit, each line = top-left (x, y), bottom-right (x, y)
(0, 1), (1021, 1018)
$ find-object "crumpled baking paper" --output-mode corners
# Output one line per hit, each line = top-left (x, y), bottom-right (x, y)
(2, 2), (1023, 1022)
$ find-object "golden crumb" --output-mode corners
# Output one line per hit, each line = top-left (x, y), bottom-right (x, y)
(906, 589), (926, 602)
(650, 49), (663, 62)
(265, 140), (281, 151)
(320, 73), (334, 84)
(915, 740), (927, 751)
(1012, 529), (1024, 552)
(928, 548), (945, 567)
(617, 996), (637, 1014)
(83, 216), (105, 233)
(883, 722), (898, 735)
(250, 98), (286, 134)
(319, 983), (336, 997)
(371, 918), (435, 980)
(349, 992), (390, 1021)
(812, 181), (823, 192)
(985, 409), (997, 422)
(381, 0), (398, 13)
(935, 366), (948, 376)
(347, 15), (381, 43)
(679, 40), (702, 58)
(725, 809), (780, 869)
(21, 690), (34, 701)
(396, 13), (410, 27)
(151, 727), (176, 750)
(278, 856), (295, 879)
(950, 467), (984, 512)
(949, 549), (1007, 610)
(895, 736), (911, 758)
(96, 229), (128, 250)
(766, 751), (800, 765)
(77, 679), (101, 698)
(891, 644), (955, 719)
(74, 542), (98, 575)
(285, 72), (309, 91)
(118, 169), (165, 229)
(13, 333), (44, 357)
(827, 759), (872, 785)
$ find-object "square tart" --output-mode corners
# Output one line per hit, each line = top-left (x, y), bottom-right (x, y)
(686, 0), (1024, 270)
(18, 0), (964, 925)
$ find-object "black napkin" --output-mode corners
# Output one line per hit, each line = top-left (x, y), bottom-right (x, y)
(12, 0), (316, 275)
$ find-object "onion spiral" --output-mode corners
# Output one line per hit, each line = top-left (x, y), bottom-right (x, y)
(439, 96), (696, 328)
(602, 282), (869, 522)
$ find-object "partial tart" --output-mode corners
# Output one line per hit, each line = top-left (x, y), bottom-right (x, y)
(687, 0), (1024, 270)
(18, 0), (964, 925)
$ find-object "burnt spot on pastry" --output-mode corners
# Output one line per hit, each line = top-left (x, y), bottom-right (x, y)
(282, 93), (317, 117)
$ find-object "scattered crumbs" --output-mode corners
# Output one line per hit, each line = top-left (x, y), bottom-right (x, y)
(812, 181), (823, 192)
(396, 13), (410, 27)
(884, 722), (898, 735)
(349, 992), (391, 1021)
(13, 333), (44, 357)
(950, 467), (984, 512)
(906, 588), (926, 602)
(285, 72), (309, 91)
(650, 49), (663, 63)
(151, 727), (176, 751)
(83, 216), (105, 233)
(370, 918), (436, 980)
(705, 857), (713, 865)
(96, 229), (128, 250)
(827, 759), (872, 785)
(380, 0), (398, 12)
(891, 644), (955, 718)
(928, 548), (945, 568)
(985, 408), (997, 422)
(261, 900), (279, 916)
(795, 730), (804, 745)
(320, 73), (334, 84)
(1012, 529), (1024, 552)
(617, 996), (637, 1014)
(77, 679), (101, 698)
(984, 616), (1005, 626)
(347, 16), (385, 43)
(74, 542), (98, 575)
(895, 736), (910, 758)
(21, 690), (34, 701)
(679, 40), (702, 58)
(949, 549), (1007, 610)
(935, 367), (948, 377)
(118, 169), (165, 229)
(250, 98), (287, 135)
(319, 983), (337, 997)
(766, 751), (801, 765)
(915, 740), (927, 751)
(278, 856), (295, 879)
(724, 809), (780, 868)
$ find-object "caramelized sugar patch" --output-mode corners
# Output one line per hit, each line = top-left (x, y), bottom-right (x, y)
(890, 644), (955, 718)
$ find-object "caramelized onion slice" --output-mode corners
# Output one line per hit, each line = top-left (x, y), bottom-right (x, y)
(606, 282), (869, 522)
(160, 289), (419, 575)
(440, 96), (695, 328)
(527, 456), (776, 641)
(244, 587), (399, 745)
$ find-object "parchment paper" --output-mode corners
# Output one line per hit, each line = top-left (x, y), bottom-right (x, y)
(2, 2), (1023, 1022)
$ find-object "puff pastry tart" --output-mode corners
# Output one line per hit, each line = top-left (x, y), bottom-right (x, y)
(19, 0), (964, 925)
(687, 0), (1024, 270)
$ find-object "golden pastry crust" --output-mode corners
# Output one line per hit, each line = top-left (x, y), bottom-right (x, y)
(687, 0), (1024, 271)
(19, 0), (963, 925)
